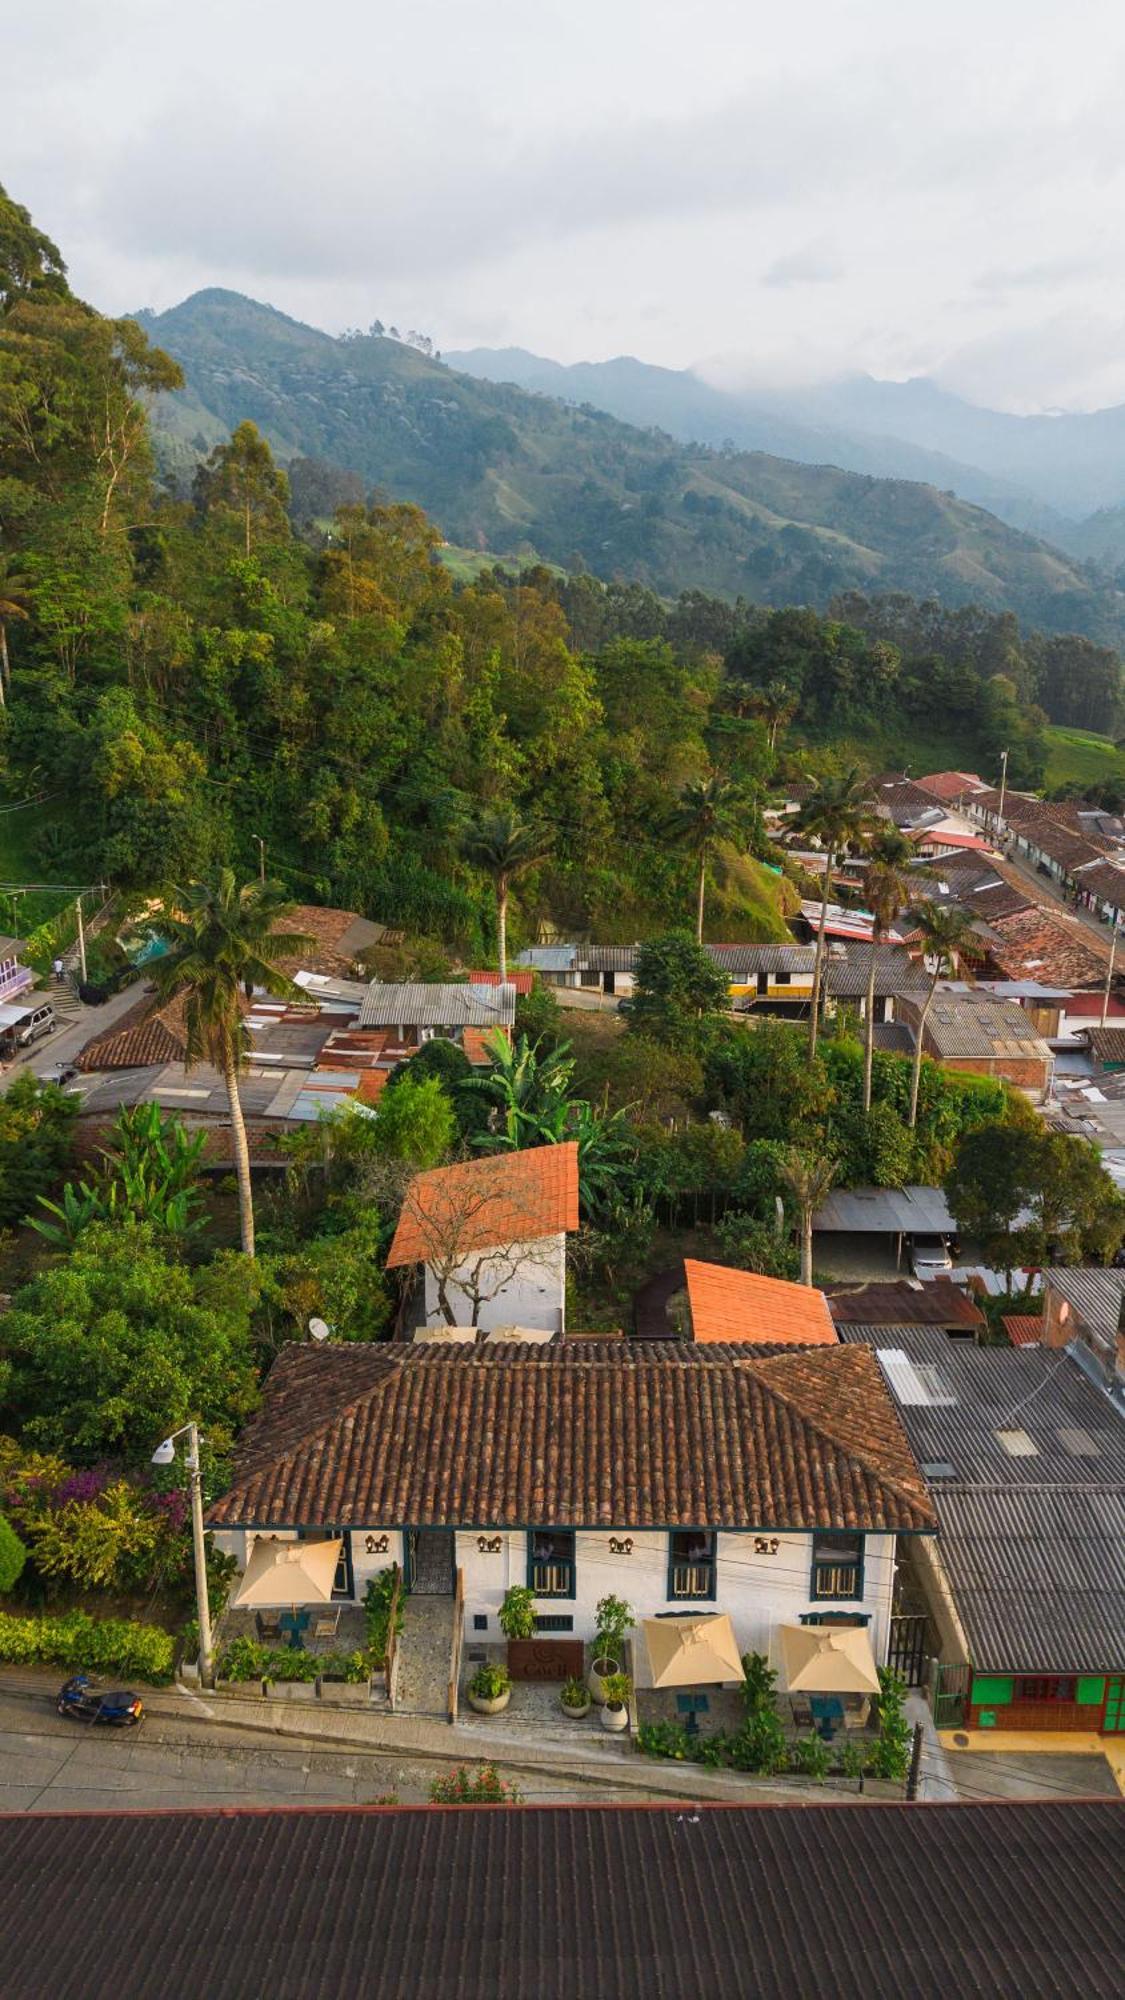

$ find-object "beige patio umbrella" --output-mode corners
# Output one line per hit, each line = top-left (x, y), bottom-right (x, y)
(779, 1622), (880, 1695)
(230, 1536), (343, 1608)
(642, 1614), (744, 1687)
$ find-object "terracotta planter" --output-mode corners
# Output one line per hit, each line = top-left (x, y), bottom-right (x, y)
(560, 1695), (591, 1720)
(587, 1656), (620, 1705)
(600, 1700), (629, 1733)
(468, 1687), (511, 1715)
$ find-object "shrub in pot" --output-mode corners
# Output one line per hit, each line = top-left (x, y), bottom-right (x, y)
(599, 1672), (631, 1733)
(498, 1586), (537, 1643)
(468, 1661), (511, 1715)
(588, 1593), (634, 1702)
(560, 1674), (591, 1719)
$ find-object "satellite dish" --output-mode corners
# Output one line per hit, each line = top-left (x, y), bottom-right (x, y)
(309, 1317), (331, 1344)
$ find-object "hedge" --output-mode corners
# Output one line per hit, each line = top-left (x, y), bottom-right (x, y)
(215, 1636), (371, 1684)
(0, 1610), (174, 1682)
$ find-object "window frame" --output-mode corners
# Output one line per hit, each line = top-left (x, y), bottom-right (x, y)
(809, 1530), (864, 1603)
(527, 1527), (576, 1600)
(1014, 1675), (1077, 1704)
(667, 1529), (718, 1602)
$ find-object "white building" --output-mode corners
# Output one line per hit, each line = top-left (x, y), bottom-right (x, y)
(209, 1339), (935, 1683)
(385, 1142), (579, 1335)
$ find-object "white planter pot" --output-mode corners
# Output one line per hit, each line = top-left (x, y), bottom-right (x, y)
(560, 1697), (591, 1720)
(588, 1657), (620, 1705)
(468, 1687), (511, 1715)
(600, 1701), (629, 1733)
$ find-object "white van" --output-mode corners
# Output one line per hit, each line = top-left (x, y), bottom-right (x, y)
(0, 1000), (56, 1057)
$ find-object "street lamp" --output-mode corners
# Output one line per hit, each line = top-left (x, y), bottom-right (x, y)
(997, 747), (1009, 823)
(152, 1422), (213, 1686)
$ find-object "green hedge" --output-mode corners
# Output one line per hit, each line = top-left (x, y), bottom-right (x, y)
(0, 1610), (174, 1682)
(215, 1636), (371, 1684)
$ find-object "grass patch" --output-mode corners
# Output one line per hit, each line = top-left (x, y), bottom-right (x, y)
(1043, 724), (1125, 791)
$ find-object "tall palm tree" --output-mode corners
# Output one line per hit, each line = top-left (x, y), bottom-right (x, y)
(781, 1149), (838, 1286)
(751, 681), (798, 752)
(151, 872), (313, 1256)
(795, 768), (874, 1057)
(907, 901), (984, 1129)
(859, 826), (915, 1113)
(666, 774), (753, 943)
(461, 811), (552, 984)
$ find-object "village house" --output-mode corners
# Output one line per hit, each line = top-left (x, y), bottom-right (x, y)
(681, 1259), (838, 1343)
(385, 1143), (579, 1335)
(207, 1338), (936, 1678)
(358, 980), (515, 1046)
(0, 933), (33, 1006)
(837, 1326), (1125, 1737)
(826, 1278), (986, 1338)
(894, 988), (1055, 1097)
(1039, 1267), (1125, 1391)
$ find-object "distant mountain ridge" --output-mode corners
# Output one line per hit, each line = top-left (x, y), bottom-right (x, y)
(136, 290), (1125, 645)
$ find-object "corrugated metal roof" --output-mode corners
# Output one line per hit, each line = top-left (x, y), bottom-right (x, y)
(577, 945), (637, 972)
(935, 1487), (1125, 1672)
(825, 950), (931, 999)
(359, 982), (516, 1028)
(1044, 1268), (1125, 1345)
(813, 1185), (957, 1234)
(916, 992), (1053, 1059)
(708, 944), (816, 974)
(516, 945), (576, 972)
(4, 1801), (1124, 2000)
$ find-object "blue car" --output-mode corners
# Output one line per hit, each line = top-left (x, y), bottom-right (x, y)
(56, 1676), (144, 1727)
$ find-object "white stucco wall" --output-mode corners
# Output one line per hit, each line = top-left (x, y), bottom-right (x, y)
(421, 1231), (566, 1332)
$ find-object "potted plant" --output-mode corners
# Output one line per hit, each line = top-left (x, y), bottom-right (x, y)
(560, 1675), (591, 1720)
(467, 1661), (511, 1715)
(588, 1594), (634, 1704)
(498, 1585), (537, 1643)
(599, 1672), (631, 1733)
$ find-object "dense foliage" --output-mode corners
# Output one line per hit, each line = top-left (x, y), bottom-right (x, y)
(0, 1608), (174, 1680)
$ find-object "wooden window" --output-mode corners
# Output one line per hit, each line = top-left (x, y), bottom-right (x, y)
(528, 1529), (575, 1598)
(1014, 1676), (1077, 1704)
(668, 1530), (717, 1600)
(810, 1531), (864, 1601)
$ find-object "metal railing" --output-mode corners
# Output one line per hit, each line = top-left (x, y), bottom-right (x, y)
(446, 1566), (466, 1723)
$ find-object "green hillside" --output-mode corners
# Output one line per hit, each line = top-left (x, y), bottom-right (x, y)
(136, 291), (1125, 648)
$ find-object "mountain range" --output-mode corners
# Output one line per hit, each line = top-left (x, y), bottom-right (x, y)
(135, 290), (1125, 645)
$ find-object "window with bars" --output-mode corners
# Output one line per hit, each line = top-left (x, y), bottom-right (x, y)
(810, 1531), (864, 1602)
(528, 1529), (576, 1598)
(1014, 1676), (1077, 1704)
(668, 1530), (716, 1600)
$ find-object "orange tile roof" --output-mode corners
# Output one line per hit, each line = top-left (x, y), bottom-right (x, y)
(386, 1142), (579, 1267)
(353, 1071), (391, 1106)
(1001, 1315), (1043, 1348)
(463, 1024), (512, 1065)
(684, 1260), (838, 1346)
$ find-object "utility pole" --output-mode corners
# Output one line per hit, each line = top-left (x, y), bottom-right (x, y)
(997, 747), (1009, 824)
(254, 834), (266, 884)
(151, 1422), (213, 1686)
(75, 893), (87, 984)
(1102, 921), (1119, 1027)
(905, 1721), (924, 1801)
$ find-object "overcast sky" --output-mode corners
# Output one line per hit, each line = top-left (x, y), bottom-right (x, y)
(9, 0), (1125, 412)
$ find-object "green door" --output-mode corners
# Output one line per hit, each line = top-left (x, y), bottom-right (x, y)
(1103, 1678), (1125, 1733)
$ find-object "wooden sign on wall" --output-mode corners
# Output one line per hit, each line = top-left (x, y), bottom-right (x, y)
(507, 1639), (584, 1682)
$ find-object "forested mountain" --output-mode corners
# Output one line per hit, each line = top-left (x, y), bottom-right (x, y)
(134, 291), (1125, 649)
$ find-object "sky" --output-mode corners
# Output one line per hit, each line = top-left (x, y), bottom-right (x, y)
(9, 0), (1125, 412)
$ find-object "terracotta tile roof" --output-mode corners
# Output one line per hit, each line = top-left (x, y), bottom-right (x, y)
(1001, 1315), (1043, 1348)
(684, 1261), (838, 1345)
(986, 908), (1106, 989)
(386, 1143), (580, 1266)
(74, 990), (188, 1072)
(278, 905), (384, 977)
(828, 1279), (985, 1330)
(1083, 1026), (1125, 1064)
(468, 969), (535, 994)
(206, 1341), (936, 1531)
(462, 1024), (511, 1065)
(915, 770), (984, 802)
(354, 1071), (391, 1106)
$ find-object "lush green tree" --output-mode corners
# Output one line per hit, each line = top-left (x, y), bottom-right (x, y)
(389, 1039), (492, 1141)
(193, 420), (290, 556)
(0, 1512), (28, 1592)
(569, 1032), (703, 1123)
(706, 1019), (834, 1146)
(713, 1209), (798, 1280)
(794, 768), (873, 1055)
(625, 935), (729, 1048)
(0, 182), (69, 311)
(151, 873), (314, 1255)
(369, 1073), (456, 1169)
(3, 1222), (261, 1460)
(0, 1074), (79, 1230)
(460, 811), (552, 982)
(33, 1103), (207, 1247)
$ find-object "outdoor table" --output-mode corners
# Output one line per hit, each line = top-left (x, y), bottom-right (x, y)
(809, 1695), (844, 1740)
(676, 1692), (710, 1737)
(278, 1610), (311, 1649)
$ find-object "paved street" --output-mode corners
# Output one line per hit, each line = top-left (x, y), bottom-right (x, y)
(0, 1685), (651, 1812)
(0, 977), (149, 1092)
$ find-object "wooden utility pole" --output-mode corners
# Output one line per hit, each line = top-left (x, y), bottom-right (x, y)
(75, 893), (87, 984)
(905, 1721), (924, 1801)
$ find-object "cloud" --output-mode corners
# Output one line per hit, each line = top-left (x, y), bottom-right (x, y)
(762, 243), (842, 288)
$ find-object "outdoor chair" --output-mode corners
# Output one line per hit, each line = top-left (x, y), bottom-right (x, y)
(255, 1611), (284, 1643)
(788, 1691), (813, 1728)
(311, 1607), (341, 1642)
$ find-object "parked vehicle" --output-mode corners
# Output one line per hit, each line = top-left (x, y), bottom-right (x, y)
(56, 1676), (144, 1727)
(910, 1234), (954, 1281)
(0, 1000), (55, 1056)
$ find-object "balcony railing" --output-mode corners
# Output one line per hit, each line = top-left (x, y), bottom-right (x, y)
(531, 1561), (572, 1597)
(671, 1562), (714, 1599)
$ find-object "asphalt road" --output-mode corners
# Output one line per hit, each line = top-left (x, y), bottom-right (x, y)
(0, 1686), (646, 1813)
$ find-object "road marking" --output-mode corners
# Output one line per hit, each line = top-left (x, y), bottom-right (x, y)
(174, 1683), (215, 1720)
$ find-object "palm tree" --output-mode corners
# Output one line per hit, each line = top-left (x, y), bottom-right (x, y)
(795, 768), (874, 1057)
(752, 681), (798, 752)
(907, 901), (984, 1129)
(859, 826), (915, 1113)
(781, 1149), (838, 1286)
(461, 811), (552, 984)
(0, 558), (30, 707)
(666, 774), (753, 943)
(151, 871), (314, 1255)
